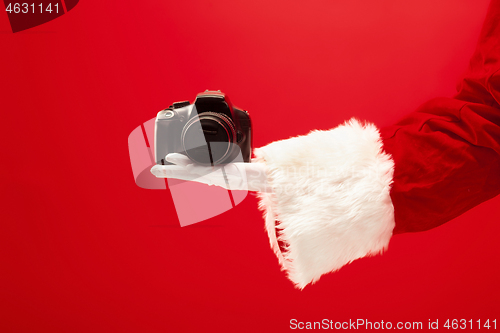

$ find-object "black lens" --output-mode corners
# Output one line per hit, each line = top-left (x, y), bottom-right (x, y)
(181, 112), (237, 165)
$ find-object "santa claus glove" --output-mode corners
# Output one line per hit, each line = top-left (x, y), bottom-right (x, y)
(150, 153), (272, 193)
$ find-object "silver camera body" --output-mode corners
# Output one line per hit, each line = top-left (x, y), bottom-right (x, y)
(154, 91), (252, 166)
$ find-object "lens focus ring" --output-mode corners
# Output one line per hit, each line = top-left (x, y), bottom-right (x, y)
(181, 112), (237, 165)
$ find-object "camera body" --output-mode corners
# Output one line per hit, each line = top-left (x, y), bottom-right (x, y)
(154, 91), (252, 166)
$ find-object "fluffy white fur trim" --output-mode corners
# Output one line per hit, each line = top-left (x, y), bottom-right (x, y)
(254, 118), (395, 289)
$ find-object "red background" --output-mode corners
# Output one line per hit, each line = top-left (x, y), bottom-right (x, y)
(1, 0), (499, 332)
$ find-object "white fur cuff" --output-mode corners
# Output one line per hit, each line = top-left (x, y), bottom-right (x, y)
(254, 119), (395, 289)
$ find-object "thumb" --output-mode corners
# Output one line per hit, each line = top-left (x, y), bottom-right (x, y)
(165, 153), (192, 167)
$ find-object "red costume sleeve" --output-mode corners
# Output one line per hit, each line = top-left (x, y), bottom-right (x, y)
(381, 0), (500, 234)
(255, 0), (500, 288)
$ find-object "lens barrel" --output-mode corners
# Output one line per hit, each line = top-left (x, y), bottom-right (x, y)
(181, 112), (237, 165)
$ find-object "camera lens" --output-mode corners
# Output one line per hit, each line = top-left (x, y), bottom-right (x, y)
(181, 112), (237, 165)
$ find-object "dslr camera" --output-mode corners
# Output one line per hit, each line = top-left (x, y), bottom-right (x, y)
(154, 90), (252, 166)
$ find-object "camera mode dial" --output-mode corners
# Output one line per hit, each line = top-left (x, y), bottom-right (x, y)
(173, 101), (190, 109)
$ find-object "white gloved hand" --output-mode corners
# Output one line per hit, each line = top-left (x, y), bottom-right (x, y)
(151, 153), (271, 193)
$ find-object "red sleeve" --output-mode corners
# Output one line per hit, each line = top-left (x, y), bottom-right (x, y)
(255, 1), (500, 288)
(381, 0), (500, 234)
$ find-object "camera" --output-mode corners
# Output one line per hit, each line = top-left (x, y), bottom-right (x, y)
(154, 90), (252, 166)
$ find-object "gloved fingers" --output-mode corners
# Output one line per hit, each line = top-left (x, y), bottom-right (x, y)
(186, 163), (219, 177)
(237, 162), (267, 176)
(150, 164), (200, 181)
(234, 162), (267, 184)
(234, 162), (271, 192)
(183, 165), (242, 189)
(186, 162), (269, 191)
(151, 160), (272, 192)
(187, 163), (245, 181)
(165, 153), (192, 167)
